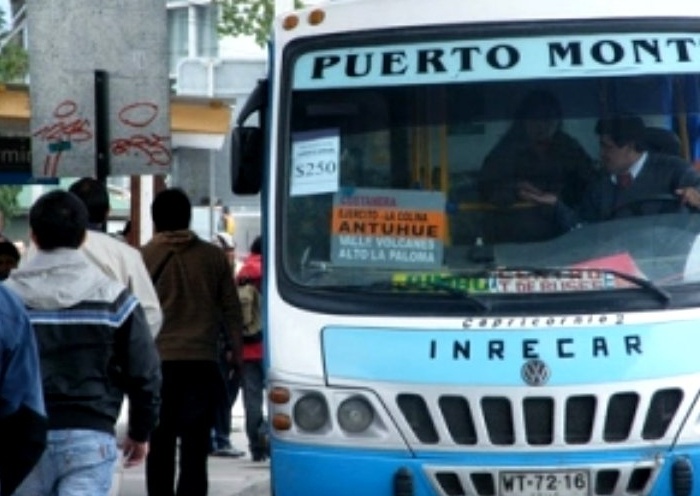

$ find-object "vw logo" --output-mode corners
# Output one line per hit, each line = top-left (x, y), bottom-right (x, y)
(521, 359), (550, 386)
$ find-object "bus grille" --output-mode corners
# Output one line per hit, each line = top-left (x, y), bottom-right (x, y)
(396, 388), (683, 447)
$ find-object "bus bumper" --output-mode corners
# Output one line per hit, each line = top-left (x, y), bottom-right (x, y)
(270, 442), (700, 496)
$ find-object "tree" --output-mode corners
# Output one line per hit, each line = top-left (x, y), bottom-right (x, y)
(0, 7), (27, 225)
(217, 0), (304, 48)
(0, 8), (28, 82)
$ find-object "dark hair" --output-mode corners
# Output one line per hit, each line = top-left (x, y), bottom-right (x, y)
(595, 115), (647, 151)
(30, 190), (87, 250)
(151, 188), (192, 232)
(250, 235), (262, 255)
(514, 90), (562, 122)
(68, 177), (110, 225)
(120, 220), (132, 237)
(0, 240), (20, 261)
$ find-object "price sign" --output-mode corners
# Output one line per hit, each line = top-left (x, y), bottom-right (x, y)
(290, 129), (340, 197)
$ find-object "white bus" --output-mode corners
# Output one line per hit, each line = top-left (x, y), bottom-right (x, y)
(231, 1), (700, 495)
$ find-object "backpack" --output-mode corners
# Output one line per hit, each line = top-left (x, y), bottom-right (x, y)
(237, 282), (262, 341)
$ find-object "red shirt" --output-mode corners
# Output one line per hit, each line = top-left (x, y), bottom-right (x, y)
(236, 254), (263, 361)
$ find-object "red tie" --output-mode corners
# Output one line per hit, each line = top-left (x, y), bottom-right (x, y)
(616, 172), (633, 189)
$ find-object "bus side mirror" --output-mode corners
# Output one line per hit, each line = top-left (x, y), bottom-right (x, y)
(231, 126), (263, 195)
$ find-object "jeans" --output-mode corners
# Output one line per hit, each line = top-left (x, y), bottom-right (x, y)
(211, 358), (240, 451)
(14, 429), (117, 496)
(242, 359), (267, 458)
(146, 361), (220, 496)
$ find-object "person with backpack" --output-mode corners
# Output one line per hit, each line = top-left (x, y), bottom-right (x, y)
(235, 236), (268, 462)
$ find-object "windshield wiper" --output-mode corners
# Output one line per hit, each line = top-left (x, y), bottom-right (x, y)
(325, 279), (489, 310)
(489, 266), (671, 305)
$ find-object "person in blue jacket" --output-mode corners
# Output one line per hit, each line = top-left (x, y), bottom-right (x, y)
(0, 284), (47, 496)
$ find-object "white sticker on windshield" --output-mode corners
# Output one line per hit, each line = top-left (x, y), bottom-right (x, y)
(290, 129), (340, 197)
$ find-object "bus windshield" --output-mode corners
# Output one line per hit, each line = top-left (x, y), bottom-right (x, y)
(281, 24), (700, 306)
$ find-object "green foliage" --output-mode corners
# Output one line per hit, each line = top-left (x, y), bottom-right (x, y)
(0, 8), (27, 221)
(0, 42), (28, 83)
(0, 185), (21, 221)
(217, 0), (305, 48)
(0, 6), (27, 83)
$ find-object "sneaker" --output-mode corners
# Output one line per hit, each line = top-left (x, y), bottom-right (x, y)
(251, 446), (270, 462)
(211, 446), (246, 458)
(251, 452), (268, 462)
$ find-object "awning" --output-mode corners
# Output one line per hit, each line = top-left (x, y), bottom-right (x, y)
(0, 85), (31, 134)
(170, 96), (232, 150)
(0, 85), (232, 150)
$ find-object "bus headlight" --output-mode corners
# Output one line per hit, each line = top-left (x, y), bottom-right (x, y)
(337, 396), (374, 433)
(293, 393), (329, 432)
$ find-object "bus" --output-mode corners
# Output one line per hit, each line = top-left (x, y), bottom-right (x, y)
(231, 1), (700, 495)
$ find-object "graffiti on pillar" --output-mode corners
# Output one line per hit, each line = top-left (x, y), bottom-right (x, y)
(32, 100), (172, 176)
(111, 102), (172, 167)
(32, 100), (93, 177)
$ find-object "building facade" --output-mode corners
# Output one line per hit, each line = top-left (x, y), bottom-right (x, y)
(3, 1), (263, 249)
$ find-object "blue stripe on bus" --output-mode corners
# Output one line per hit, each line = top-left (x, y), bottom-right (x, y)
(270, 440), (700, 496)
(322, 321), (700, 385)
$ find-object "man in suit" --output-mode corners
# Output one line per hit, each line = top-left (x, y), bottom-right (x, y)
(520, 115), (700, 230)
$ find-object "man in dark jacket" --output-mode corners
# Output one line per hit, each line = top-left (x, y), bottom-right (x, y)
(141, 188), (244, 496)
(0, 285), (46, 496)
(5, 190), (161, 496)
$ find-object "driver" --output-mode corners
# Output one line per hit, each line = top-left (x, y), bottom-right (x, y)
(521, 114), (700, 229)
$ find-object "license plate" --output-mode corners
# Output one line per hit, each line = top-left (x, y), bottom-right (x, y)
(500, 470), (589, 496)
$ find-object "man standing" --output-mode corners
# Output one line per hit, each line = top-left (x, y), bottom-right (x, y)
(236, 236), (268, 462)
(68, 177), (163, 337)
(211, 233), (245, 458)
(6, 190), (162, 496)
(0, 285), (46, 496)
(0, 240), (20, 280)
(142, 188), (244, 496)
(22, 178), (163, 337)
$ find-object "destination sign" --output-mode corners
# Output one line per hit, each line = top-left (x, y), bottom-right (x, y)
(294, 32), (700, 88)
(330, 188), (445, 269)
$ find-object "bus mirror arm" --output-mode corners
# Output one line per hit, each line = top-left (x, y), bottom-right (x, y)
(231, 79), (269, 195)
(231, 127), (264, 195)
(236, 79), (269, 127)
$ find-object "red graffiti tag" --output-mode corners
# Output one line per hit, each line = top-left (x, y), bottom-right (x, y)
(118, 102), (158, 128)
(111, 133), (172, 166)
(32, 100), (93, 176)
(111, 102), (172, 167)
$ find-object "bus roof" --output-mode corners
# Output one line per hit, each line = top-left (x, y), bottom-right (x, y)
(275, 0), (700, 42)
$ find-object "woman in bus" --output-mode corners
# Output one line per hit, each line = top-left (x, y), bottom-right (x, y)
(478, 89), (596, 243)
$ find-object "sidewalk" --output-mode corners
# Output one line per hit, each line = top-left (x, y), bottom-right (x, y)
(117, 402), (271, 496)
